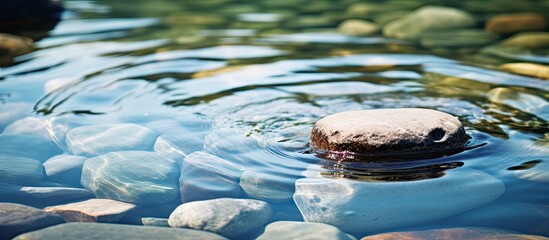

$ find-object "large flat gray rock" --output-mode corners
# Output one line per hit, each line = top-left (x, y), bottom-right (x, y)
(257, 221), (356, 240)
(169, 198), (271, 239)
(43, 155), (87, 187)
(311, 109), (468, 159)
(179, 151), (244, 203)
(45, 198), (136, 223)
(0, 203), (64, 240)
(65, 124), (157, 157)
(81, 151), (180, 205)
(293, 167), (505, 234)
(14, 222), (227, 240)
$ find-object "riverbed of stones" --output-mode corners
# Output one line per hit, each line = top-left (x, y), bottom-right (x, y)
(1, 1), (549, 240)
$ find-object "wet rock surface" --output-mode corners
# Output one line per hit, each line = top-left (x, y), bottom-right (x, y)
(0, 134), (60, 162)
(502, 32), (549, 48)
(293, 167), (505, 234)
(338, 19), (379, 36)
(45, 198), (136, 223)
(0, 155), (44, 185)
(66, 124), (157, 157)
(257, 221), (356, 240)
(486, 13), (547, 34)
(43, 155), (87, 187)
(310, 109), (468, 159)
(168, 198), (271, 238)
(13, 222), (228, 240)
(383, 6), (476, 40)
(81, 151), (180, 205)
(361, 227), (548, 240)
(500, 63), (549, 80)
(141, 217), (169, 227)
(0, 203), (64, 240)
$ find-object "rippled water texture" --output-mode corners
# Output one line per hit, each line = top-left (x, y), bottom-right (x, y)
(1, 0), (548, 239)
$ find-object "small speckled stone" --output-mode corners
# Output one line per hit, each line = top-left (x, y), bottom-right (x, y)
(0, 203), (64, 240)
(168, 198), (271, 239)
(45, 199), (136, 223)
(14, 222), (227, 240)
(311, 108), (468, 159)
(258, 221), (356, 240)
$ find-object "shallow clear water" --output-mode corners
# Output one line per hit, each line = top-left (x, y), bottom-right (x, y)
(1, 0), (548, 239)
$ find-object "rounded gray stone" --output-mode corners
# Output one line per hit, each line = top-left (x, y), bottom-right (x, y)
(257, 221), (356, 240)
(0, 155), (44, 185)
(65, 123), (157, 157)
(14, 222), (227, 240)
(310, 108), (468, 159)
(81, 151), (180, 205)
(168, 198), (271, 239)
(0, 203), (64, 240)
(43, 155), (87, 187)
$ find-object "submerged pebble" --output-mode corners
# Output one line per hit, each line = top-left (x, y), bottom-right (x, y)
(81, 151), (180, 205)
(179, 151), (244, 203)
(168, 198), (271, 239)
(240, 170), (295, 202)
(43, 155), (87, 187)
(361, 227), (548, 240)
(0, 203), (64, 240)
(0, 134), (59, 162)
(0, 102), (32, 132)
(45, 198), (136, 223)
(500, 63), (549, 80)
(141, 217), (170, 227)
(503, 32), (549, 48)
(293, 167), (505, 234)
(383, 6), (476, 40)
(0, 155), (44, 185)
(257, 221), (356, 240)
(310, 109), (468, 159)
(14, 222), (228, 240)
(338, 19), (379, 36)
(66, 123), (157, 157)
(485, 13), (547, 34)
(419, 29), (498, 48)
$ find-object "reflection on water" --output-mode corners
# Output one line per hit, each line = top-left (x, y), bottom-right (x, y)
(1, 0), (549, 238)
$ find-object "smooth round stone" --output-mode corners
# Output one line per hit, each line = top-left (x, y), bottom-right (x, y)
(383, 6), (476, 40)
(45, 199), (136, 223)
(239, 170), (295, 202)
(257, 221), (356, 240)
(338, 19), (379, 36)
(43, 155), (87, 187)
(14, 222), (228, 240)
(500, 63), (549, 80)
(361, 227), (548, 240)
(153, 129), (205, 161)
(419, 29), (498, 48)
(0, 134), (60, 162)
(0, 203), (64, 240)
(0, 102), (32, 131)
(81, 151), (180, 205)
(3, 117), (51, 139)
(486, 13), (547, 34)
(65, 123), (157, 157)
(293, 167), (505, 234)
(311, 109), (468, 158)
(168, 198), (271, 239)
(179, 152), (244, 203)
(503, 32), (549, 48)
(0, 155), (44, 185)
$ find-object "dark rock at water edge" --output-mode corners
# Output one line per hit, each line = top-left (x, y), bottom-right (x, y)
(14, 222), (227, 240)
(311, 109), (468, 159)
(81, 151), (180, 205)
(169, 198), (271, 239)
(0, 203), (64, 240)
